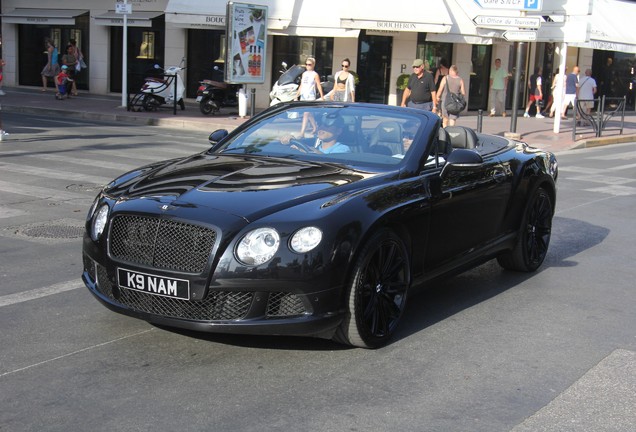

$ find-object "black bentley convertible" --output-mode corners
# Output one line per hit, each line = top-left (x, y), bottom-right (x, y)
(82, 102), (557, 348)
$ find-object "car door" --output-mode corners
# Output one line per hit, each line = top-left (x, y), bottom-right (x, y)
(424, 153), (512, 270)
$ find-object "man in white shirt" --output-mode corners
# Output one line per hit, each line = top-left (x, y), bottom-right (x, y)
(577, 68), (597, 119)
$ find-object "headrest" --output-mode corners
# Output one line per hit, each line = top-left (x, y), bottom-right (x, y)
(375, 122), (402, 142)
(444, 126), (478, 149)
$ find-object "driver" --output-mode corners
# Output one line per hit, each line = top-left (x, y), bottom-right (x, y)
(282, 116), (351, 154)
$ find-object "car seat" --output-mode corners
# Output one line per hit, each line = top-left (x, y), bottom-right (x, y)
(369, 121), (403, 155)
(444, 126), (478, 149)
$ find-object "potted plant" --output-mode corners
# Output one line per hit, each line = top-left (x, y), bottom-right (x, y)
(396, 74), (410, 105)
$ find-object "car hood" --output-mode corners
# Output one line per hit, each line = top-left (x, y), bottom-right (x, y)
(105, 153), (385, 221)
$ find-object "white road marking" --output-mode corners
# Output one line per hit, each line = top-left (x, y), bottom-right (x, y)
(0, 162), (112, 185)
(0, 329), (154, 378)
(0, 280), (82, 308)
(0, 179), (88, 201)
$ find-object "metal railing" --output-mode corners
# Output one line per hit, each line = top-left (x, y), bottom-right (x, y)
(573, 95), (626, 140)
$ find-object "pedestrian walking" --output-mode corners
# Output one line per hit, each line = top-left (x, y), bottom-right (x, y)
(547, 67), (565, 118)
(330, 58), (355, 102)
(489, 58), (508, 117)
(67, 38), (84, 96)
(524, 66), (544, 118)
(434, 58), (450, 92)
(561, 66), (580, 119)
(437, 65), (466, 127)
(296, 57), (324, 136)
(577, 68), (597, 120)
(401, 59), (437, 112)
(41, 38), (60, 92)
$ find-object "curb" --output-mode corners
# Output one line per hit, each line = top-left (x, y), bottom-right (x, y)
(571, 133), (636, 149)
(2, 103), (246, 133)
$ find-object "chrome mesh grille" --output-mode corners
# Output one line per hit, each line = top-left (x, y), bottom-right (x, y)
(109, 215), (216, 273)
(94, 264), (252, 321)
(266, 292), (307, 317)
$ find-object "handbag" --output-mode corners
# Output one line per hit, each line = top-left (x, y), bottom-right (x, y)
(445, 92), (466, 115)
(80, 58), (87, 69)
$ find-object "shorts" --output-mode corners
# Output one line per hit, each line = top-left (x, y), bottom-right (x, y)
(57, 84), (68, 94)
(529, 94), (542, 102)
(563, 93), (576, 107)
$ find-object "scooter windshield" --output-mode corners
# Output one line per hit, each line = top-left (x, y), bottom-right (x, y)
(277, 65), (306, 86)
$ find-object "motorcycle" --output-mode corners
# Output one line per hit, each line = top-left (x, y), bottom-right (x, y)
(196, 66), (241, 115)
(139, 59), (186, 112)
(269, 62), (334, 106)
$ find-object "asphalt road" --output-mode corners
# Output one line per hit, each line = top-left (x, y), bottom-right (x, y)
(0, 113), (634, 432)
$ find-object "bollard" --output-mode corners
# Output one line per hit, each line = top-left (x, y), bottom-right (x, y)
(477, 109), (483, 133)
(238, 86), (247, 118)
(250, 88), (256, 118)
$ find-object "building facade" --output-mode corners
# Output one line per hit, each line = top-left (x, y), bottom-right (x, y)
(1, 0), (635, 110)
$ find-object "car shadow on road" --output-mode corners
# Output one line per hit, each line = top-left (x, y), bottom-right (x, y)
(155, 216), (608, 351)
(394, 216), (610, 344)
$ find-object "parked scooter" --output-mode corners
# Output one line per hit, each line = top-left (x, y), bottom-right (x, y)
(269, 62), (334, 106)
(139, 59), (186, 111)
(196, 66), (240, 115)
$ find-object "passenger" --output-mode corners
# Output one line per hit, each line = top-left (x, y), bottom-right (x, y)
(392, 121), (419, 159)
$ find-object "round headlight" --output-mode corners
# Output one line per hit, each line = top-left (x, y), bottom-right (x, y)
(290, 226), (322, 253)
(91, 204), (110, 241)
(236, 228), (280, 266)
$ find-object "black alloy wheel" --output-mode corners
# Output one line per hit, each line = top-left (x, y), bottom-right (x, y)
(335, 230), (410, 348)
(498, 187), (553, 272)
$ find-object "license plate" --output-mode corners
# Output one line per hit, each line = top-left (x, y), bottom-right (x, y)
(118, 268), (190, 300)
(196, 96), (202, 102)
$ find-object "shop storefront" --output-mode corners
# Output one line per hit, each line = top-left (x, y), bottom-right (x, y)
(2, 8), (89, 90)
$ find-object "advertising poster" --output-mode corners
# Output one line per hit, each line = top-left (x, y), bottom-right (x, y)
(225, 2), (268, 84)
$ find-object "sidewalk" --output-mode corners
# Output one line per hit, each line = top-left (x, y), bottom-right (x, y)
(2, 87), (636, 153)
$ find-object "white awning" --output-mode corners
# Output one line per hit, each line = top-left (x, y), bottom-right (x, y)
(93, 11), (163, 28)
(271, 27), (360, 38)
(569, 0), (636, 54)
(1, 8), (88, 25)
(164, 0), (291, 30)
(165, 0), (225, 29)
(339, 0), (451, 33)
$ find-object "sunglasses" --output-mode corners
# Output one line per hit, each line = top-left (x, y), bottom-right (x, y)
(305, 63), (313, 66)
(342, 64), (349, 68)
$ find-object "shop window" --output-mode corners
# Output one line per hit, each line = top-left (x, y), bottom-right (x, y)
(270, 36), (333, 86)
(416, 34), (452, 75)
(137, 32), (155, 59)
(469, 45), (492, 111)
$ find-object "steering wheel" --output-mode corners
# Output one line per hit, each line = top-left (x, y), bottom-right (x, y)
(288, 139), (319, 154)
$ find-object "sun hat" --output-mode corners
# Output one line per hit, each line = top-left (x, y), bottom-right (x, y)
(61, 65), (68, 70)
(412, 59), (424, 67)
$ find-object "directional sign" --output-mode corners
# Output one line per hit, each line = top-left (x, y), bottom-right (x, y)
(474, 0), (543, 11)
(502, 30), (537, 41)
(474, 15), (541, 29)
(115, 3), (132, 14)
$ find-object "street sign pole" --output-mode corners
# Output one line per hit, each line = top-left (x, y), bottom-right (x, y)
(510, 42), (524, 134)
(118, 0), (131, 108)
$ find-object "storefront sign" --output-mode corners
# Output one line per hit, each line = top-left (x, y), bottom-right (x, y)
(341, 19), (447, 33)
(226, 2), (268, 84)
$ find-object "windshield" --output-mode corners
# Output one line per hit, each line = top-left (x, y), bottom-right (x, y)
(277, 65), (305, 86)
(211, 105), (434, 169)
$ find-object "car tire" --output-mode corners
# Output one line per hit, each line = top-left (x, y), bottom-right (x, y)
(334, 230), (410, 348)
(497, 187), (553, 272)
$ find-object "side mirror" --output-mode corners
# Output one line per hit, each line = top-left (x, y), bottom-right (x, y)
(440, 149), (483, 178)
(208, 129), (229, 146)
